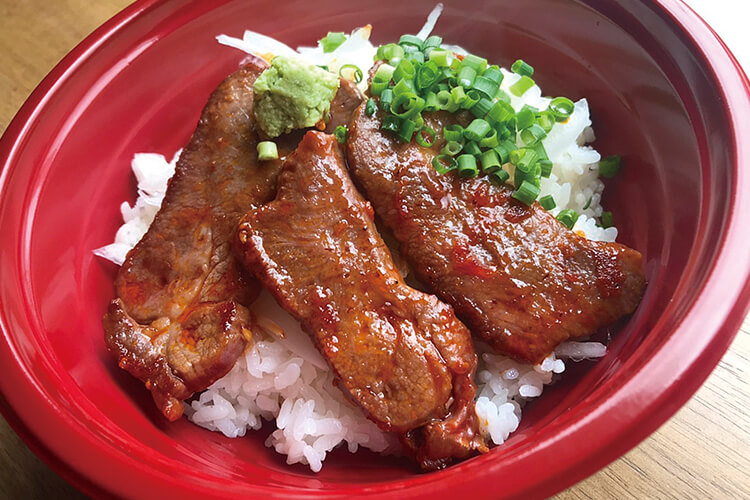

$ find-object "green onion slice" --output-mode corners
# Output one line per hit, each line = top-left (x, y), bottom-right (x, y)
(432, 154), (457, 174)
(257, 141), (279, 161)
(334, 125), (348, 144)
(539, 195), (556, 210)
(376, 43), (404, 63)
(557, 209), (580, 229)
(489, 169), (510, 185)
(600, 211), (614, 228)
(538, 159), (553, 178)
(441, 140), (464, 156)
(380, 89), (394, 111)
(512, 180), (541, 205)
(415, 126), (437, 147)
(464, 119), (491, 141)
(457, 154), (479, 178)
(399, 34), (423, 49)
(321, 32), (346, 53)
(390, 93), (425, 119)
(480, 149), (501, 172)
(443, 124), (464, 142)
(339, 64), (363, 84)
(511, 59), (534, 77)
(397, 118), (416, 142)
(549, 97), (575, 121)
(365, 98), (377, 116)
(510, 75), (535, 96)
(429, 49), (450, 67)
(416, 61), (441, 90)
(599, 155), (622, 178)
(381, 114), (402, 133)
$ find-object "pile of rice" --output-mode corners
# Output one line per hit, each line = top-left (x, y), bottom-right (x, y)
(95, 4), (610, 472)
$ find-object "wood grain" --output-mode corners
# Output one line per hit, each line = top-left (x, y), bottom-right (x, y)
(0, 1), (748, 499)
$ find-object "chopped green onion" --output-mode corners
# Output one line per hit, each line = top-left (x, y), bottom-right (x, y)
(432, 154), (457, 174)
(599, 155), (622, 178)
(321, 32), (347, 53)
(536, 111), (556, 133)
(495, 89), (511, 103)
(381, 114), (402, 133)
(461, 54), (488, 73)
(429, 49), (450, 67)
(380, 89), (394, 111)
(457, 154), (479, 177)
(444, 124), (464, 142)
(512, 180), (540, 205)
(482, 65), (504, 85)
(365, 98), (377, 116)
(464, 119), (491, 141)
(436, 90), (452, 110)
(442, 140), (464, 156)
(391, 93), (424, 119)
(461, 89), (481, 110)
(529, 141), (549, 160)
(495, 140), (516, 163)
(489, 169), (510, 185)
(514, 162), (541, 189)
(399, 34), (423, 49)
(413, 113), (424, 130)
(479, 128), (499, 148)
(376, 43), (404, 63)
(416, 61), (440, 90)
(339, 64), (363, 84)
(415, 126), (437, 147)
(538, 159), (553, 178)
(601, 211), (613, 228)
(334, 125), (348, 144)
(446, 86), (465, 112)
(471, 97), (494, 118)
(539, 195), (556, 210)
(520, 123), (547, 145)
(374, 64), (395, 83)
(404, 50), (425, 64)
(392, 78), (415, 96)
(480, 149), (501, 172)
(515, 105), (536, 130)
(463, 141), (482, 156)
(549, 97), (575, 121)
(393, 59), (416, 83)
(257, 141), (278, 161)
(473, 76), (499, 97)
(510, 75), (535, 96)
(511, 59), (534, 77)
(458, 66), (477, 88)
(424, 91), (439, 111)
(487, 100), (515, 125)
(582, 196), (592, 210)
(397, 118), (416, 142)
(423, 35), (443, 49)
(370, 80), (388, 96)
(557, 209), (580, 229)
(511, 148), (538, 171)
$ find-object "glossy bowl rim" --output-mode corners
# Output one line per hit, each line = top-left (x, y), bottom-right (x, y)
(0, 0), (749, 498)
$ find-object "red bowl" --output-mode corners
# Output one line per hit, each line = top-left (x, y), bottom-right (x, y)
(1, 0), (749, 498)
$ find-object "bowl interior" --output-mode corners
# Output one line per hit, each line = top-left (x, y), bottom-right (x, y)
(0, 0), (737, 496)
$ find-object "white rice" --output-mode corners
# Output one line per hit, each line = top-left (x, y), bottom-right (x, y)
(96, 5), (611, 471)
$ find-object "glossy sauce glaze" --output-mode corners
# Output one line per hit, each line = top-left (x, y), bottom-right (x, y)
(103, 60), (363, 421)
(347, 104), (646, 364)
(236, 131), (486, 469)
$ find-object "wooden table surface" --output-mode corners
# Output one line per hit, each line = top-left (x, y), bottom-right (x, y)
(0, 1), (748, 498)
